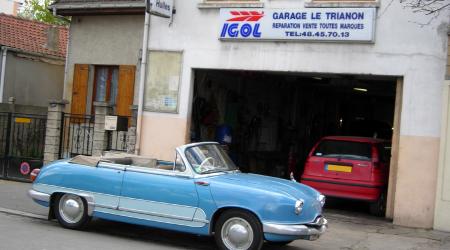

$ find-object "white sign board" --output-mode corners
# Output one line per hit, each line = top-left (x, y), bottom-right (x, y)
(105, 116), (118, 131)
(219, 8), (376, 42)
(147, 0), (174, 18)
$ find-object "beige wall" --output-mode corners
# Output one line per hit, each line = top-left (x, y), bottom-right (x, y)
(140, 114), (190, 161)
(394, 135), (440, 228)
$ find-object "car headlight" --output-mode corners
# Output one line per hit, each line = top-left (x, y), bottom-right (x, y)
(295, 199), (304, 215)
(318, 194), (326, 207)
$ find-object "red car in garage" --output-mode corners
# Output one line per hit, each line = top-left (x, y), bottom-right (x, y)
(300, 136), (390, 216)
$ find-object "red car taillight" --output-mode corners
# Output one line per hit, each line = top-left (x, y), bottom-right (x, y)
(30, 168), (40, 182)
(372, 146), (380, 168)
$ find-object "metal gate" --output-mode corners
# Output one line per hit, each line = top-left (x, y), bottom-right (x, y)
(0, 112), (47, 182)
(59, 113), (95, 159)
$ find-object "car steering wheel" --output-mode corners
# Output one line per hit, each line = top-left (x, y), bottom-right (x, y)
(198, 157), (215, 172)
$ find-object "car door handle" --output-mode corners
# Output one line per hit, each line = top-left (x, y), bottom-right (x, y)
(195, 181), (210, 186)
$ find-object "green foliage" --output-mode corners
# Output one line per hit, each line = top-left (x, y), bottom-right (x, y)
(19, 0), (69, 25)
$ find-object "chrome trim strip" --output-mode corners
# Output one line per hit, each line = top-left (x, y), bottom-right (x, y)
(263, 218), (328, 239)
(95, 204), (118, 210)
(28, 189), (50, 203)
(95, 209), (207, 228)
(118, 206), (209, 224)
(125, 166), (192, 178)
(35, 184), (121, 199)
(98, 162), (126, 171)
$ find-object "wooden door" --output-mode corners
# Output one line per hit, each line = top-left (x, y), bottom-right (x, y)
(116, 65), (136, 117)
(71, 64), (89, 115)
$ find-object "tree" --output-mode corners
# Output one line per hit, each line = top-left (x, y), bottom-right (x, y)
(400, 0), (450, 15)
(19, 0), (69, 25)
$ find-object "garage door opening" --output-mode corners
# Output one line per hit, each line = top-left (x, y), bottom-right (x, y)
(190, 69), (397, 216)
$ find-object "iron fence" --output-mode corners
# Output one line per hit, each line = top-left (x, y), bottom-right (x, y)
(59, 114), (95, 159)
(0, 112), (47, 181)
(0, 112), (11, 178)
(106, 116), (132, 152)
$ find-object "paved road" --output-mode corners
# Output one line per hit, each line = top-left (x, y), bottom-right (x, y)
(1, 180), (450, 250)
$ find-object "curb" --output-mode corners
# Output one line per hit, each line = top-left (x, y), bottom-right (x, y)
(0, 207), (47, 220)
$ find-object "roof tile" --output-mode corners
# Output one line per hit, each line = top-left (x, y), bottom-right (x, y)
(0, 13), (68, 59)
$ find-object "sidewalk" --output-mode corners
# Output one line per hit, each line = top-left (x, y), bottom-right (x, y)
(1, 179), (449, 250)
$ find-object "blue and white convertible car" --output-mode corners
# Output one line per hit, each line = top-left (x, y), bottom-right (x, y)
(29, 142), (327, 250)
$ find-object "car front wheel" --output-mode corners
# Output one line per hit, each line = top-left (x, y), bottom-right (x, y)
(54, 193), (90, 229)
(215, 210), (264, 250)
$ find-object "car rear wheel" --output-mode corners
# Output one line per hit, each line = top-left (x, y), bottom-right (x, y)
(54, 193), (90, 229)
(369, 191), (386, 217)
(215, 210), (264, 250)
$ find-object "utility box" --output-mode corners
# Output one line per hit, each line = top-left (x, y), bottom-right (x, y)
(105, 116), (128, 131)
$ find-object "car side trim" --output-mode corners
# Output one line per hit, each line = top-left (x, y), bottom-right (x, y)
(31, 184), (209, 226)
(118, 207), (209, 224)
(28, 189), (50, 203)
(301, 178), (384, 188)
(28, 189), (95, 216)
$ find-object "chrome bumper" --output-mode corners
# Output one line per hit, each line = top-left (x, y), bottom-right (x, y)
(263, 217), (328, 241)
(28, 189), (50, 203)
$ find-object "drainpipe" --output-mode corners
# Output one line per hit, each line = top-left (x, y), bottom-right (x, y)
(135, 10), (151, 155)
(0, 46), (7, 103)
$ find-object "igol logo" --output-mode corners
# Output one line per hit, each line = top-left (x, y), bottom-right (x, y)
(220, 11), (264, 38)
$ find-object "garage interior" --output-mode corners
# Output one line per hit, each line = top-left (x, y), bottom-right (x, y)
(190, 69), (397, 214)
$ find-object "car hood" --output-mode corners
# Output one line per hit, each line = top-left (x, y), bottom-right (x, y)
(208, 172), (320, 200)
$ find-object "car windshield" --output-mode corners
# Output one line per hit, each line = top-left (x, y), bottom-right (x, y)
(185, 144), (238, 174)
(313, 140), (372, 160)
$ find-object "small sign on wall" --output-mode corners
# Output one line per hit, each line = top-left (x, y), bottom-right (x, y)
(15, 117), (32, 123)
(105, 116), (118, 131)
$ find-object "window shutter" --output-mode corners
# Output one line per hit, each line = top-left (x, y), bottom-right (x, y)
(70, 64), (89, 115)
(116, 65), (136, 117)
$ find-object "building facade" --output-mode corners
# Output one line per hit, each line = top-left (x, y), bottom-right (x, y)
(52, 0), (450, 230)
(0, 13), (67, 107)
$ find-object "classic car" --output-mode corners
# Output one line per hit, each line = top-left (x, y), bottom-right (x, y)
(29, 142), (327, 250)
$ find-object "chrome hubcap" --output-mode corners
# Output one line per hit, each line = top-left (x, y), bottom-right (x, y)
(59, 194), (84, 224)
(221, 217), (253, 250)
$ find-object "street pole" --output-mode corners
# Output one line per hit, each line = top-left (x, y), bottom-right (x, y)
(135, 2), (151, 155)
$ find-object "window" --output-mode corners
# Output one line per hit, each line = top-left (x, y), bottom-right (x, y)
(71, 64), (136, 117)
(314, 140), (372, 160)
(94, 66), (119, 106)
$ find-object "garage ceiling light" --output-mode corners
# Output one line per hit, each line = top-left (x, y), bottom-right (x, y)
(353, 88), (368, 92)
